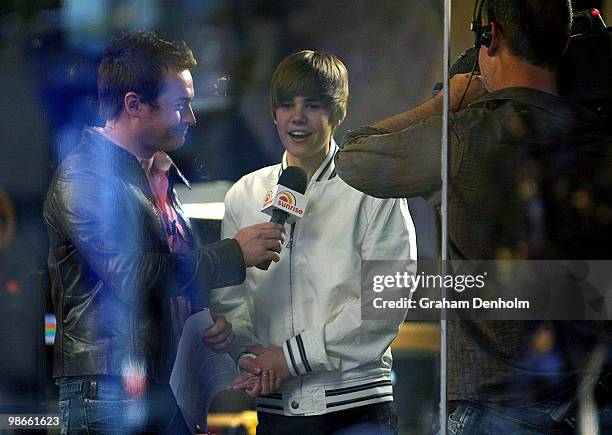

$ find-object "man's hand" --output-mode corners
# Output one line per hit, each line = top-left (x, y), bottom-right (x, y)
(228, 370), (261, 397)
(234, 223), (285, 267)
(242, 347), (292, 380)
(443, 72), (489, 112)
(229, 365), (282, 398)
(244, 347), (291, 385)
(229, 347), (291, 397)
(203, 314), (233, 353)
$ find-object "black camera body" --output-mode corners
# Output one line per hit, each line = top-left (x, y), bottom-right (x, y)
(558, 9), (612, 129)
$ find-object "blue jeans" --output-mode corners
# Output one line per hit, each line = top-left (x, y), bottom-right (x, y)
(57, 376), (191, 434)
(447, 401), (612, 434)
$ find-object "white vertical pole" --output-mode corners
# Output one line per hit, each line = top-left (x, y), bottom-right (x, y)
(440, 0), (452, 432)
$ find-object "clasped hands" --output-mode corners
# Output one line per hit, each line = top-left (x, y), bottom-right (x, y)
(228, 346), (292, 397)
(205, 320), (290, 397)
(203, 315), (291, 397)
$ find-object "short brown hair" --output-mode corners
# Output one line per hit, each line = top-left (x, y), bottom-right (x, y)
(484, 0), (571, 70)
(270, 50), (349, 126)
(98, 31), (197, 121)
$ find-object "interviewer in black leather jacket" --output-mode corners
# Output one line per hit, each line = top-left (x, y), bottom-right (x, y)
(43, 31), (284, 434)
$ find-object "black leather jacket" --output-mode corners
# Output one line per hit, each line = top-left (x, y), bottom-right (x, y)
(44, 128), (246, 382)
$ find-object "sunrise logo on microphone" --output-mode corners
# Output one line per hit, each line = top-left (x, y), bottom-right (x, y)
(277, 191), (304, 216)
(277, 191), (296, 205)
(261, 185), (307, 223)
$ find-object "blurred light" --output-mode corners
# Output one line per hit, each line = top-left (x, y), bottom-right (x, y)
(181, 203), (225, 220)
(6, 279), (19, 294)
(572, 190), (592, 212)
(0, 187), (16, 250)
(122, 360), (147, 399)
(176, 181), (233, 220)
(45, 314), (56, 345)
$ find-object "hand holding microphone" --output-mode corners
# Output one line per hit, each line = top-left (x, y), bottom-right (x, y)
(235, 222), (286, 267)
(256, 166), (308, 270)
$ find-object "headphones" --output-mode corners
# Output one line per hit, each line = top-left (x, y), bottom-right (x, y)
(471, 0), (492, 48)
(456, 0), (491, 110)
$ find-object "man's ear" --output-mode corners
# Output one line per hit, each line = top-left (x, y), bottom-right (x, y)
(333, 114), (345, 129)
(124, 92), (142, 117)
(486, 21), (501, 56)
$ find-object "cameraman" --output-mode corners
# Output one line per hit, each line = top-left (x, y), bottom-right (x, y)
(336, 0), (612, 432)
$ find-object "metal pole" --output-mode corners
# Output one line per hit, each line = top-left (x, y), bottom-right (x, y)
(440, 0), (452, 432)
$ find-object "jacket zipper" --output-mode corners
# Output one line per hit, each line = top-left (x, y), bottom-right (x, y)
(287, 222), (305, 394)
(288, 223), (296, 337)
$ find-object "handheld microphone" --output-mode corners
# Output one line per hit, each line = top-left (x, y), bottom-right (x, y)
(257, 166), (308, 270)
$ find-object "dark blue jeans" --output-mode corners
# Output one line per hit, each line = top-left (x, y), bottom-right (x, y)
(256, 402), (397, 435)
(57, 376), (191, 434)
(447, 400), (612, 434)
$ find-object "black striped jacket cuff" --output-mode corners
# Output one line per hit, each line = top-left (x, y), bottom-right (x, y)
(283, 334), (313, 376)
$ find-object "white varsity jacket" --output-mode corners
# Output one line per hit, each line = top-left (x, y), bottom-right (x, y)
(210, 141), (416, 416)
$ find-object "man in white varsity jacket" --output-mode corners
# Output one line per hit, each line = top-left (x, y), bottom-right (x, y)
(210, 50), (416, 434)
